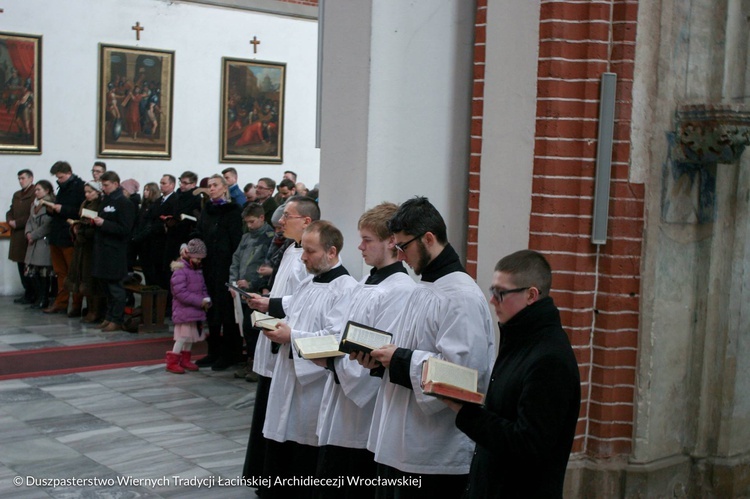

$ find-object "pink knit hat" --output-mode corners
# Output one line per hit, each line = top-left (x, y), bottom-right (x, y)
(186, 238), (207, 259)
(121, 178), (140, 195)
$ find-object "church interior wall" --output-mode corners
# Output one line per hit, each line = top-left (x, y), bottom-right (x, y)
(0, 0), (320, 295)
(319, 0), (476, 280)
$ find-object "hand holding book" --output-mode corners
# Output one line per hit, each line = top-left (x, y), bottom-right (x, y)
(421, 357), (485, 405)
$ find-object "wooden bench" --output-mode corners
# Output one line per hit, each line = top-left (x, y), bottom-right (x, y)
(124, 284), (169, 333)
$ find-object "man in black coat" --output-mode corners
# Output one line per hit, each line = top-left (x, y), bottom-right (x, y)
(92, 171), (136, 332)
(446, 250), (581, 498)
(144, 174), (179, 289)
(164, 171), (202, 265)
(45, 161), (86, 315)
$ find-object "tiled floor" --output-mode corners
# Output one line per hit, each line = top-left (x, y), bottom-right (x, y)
(0, 296), (257, 498)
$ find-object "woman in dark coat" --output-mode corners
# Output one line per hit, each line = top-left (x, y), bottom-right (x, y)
(65, 181), (105, 323)
(192, 174), (243, 370)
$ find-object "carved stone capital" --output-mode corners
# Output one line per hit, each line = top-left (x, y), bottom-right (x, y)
(675, 104), (750, 164)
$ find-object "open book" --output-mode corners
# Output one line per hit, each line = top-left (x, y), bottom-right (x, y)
(421, 357), (485, 405)
(226, 282), (254, 299)
(81, 208), (98, 219)
(338, 321), (392, 355)
(250, 310), (282, 330)
(293, 335), (346, 360)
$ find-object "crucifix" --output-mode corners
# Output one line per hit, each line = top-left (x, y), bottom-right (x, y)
(250, 36), (261, 54)
(132, 22), (144, 41)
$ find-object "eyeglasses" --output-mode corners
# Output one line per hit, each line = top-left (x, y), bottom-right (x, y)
(394, 234), (423, 253)
(91, 169), (104, 174)
(280, 213), (305, 220)
(489, 286), (529, 302)
(256, 185), (271, 191)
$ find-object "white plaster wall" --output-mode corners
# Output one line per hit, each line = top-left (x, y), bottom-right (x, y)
(320, 0), (475, 280)
(475, 0), (540, 296)
(0, 0), (319, 295)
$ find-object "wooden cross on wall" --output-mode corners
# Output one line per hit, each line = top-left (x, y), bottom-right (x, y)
(132, 22), (144, 41)
(250, 36), (261, 54)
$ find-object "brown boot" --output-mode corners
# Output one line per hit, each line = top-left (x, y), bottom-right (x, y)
(81, 296), (100, 323)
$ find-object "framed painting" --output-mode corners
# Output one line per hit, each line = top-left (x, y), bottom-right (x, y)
(0, 32), (41, 154)
(221, 57), (285, 163)
(98, 44), (174, 159)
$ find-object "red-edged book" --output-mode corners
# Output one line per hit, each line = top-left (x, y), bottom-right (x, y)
(421, 357), (485, 405)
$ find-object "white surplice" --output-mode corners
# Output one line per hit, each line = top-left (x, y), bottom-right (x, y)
(252, 244), (309, 377)
(367, 271), (495, 474)
(263, 269), (359, 446)
(316, 271), (417, 449)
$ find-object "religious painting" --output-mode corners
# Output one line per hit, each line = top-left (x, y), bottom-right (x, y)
(97, 44), (174, 159)
(220, 58), (285, 163)
(0, 32), (41, 154)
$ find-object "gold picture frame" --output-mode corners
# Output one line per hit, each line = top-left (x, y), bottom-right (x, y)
(0, 32), (42, 154)
(97, 44), (174, 159)
(220, 57), (285, 163)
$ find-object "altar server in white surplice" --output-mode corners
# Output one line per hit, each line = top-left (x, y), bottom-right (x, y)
(261, 220), (358, 498)
(314, 203), (416, 499)
(241, 196), (318, 480)
(365, 196), (496, 498)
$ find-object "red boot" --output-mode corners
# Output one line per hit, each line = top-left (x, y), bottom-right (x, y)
(180, 350), (199, 371)
(165, 351), (185, 374)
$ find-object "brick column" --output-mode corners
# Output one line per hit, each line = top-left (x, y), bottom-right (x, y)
(469, 0), (644, 459)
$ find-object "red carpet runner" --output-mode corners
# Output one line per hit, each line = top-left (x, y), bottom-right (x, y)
(0, 338), (207, 380)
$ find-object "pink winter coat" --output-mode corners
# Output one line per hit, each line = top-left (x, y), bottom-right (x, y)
(170, 258), (210, 324)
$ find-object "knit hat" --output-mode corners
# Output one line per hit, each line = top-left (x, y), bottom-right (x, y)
(86, 181), (102, 192)
(185, 238), (207, 259)
(271, 204), (284, 227)
(121, 178), (140, 195)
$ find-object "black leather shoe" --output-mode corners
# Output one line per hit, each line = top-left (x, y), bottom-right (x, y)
(14, 296), (34, 304)
(210, 357), (234, 371)
(195, 354), (217, 367)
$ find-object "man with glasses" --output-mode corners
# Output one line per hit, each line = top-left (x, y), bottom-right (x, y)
(166, 171), (202, 262)
(91, 162), (106, 182)
(364, 196), (495, 497)
(241, 195), (318, 482)
(255, 177), (278, 222)
(446, 250), (581, 498)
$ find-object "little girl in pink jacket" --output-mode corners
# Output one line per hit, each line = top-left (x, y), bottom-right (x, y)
(166, 238), (211, 373)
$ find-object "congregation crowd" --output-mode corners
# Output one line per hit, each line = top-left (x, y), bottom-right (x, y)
(5, 163), (581, 498)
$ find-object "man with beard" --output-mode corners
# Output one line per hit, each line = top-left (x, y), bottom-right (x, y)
(241, 195), (319, 481)
(364, 196), (496, 498)
(259, 220), (358, 498)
